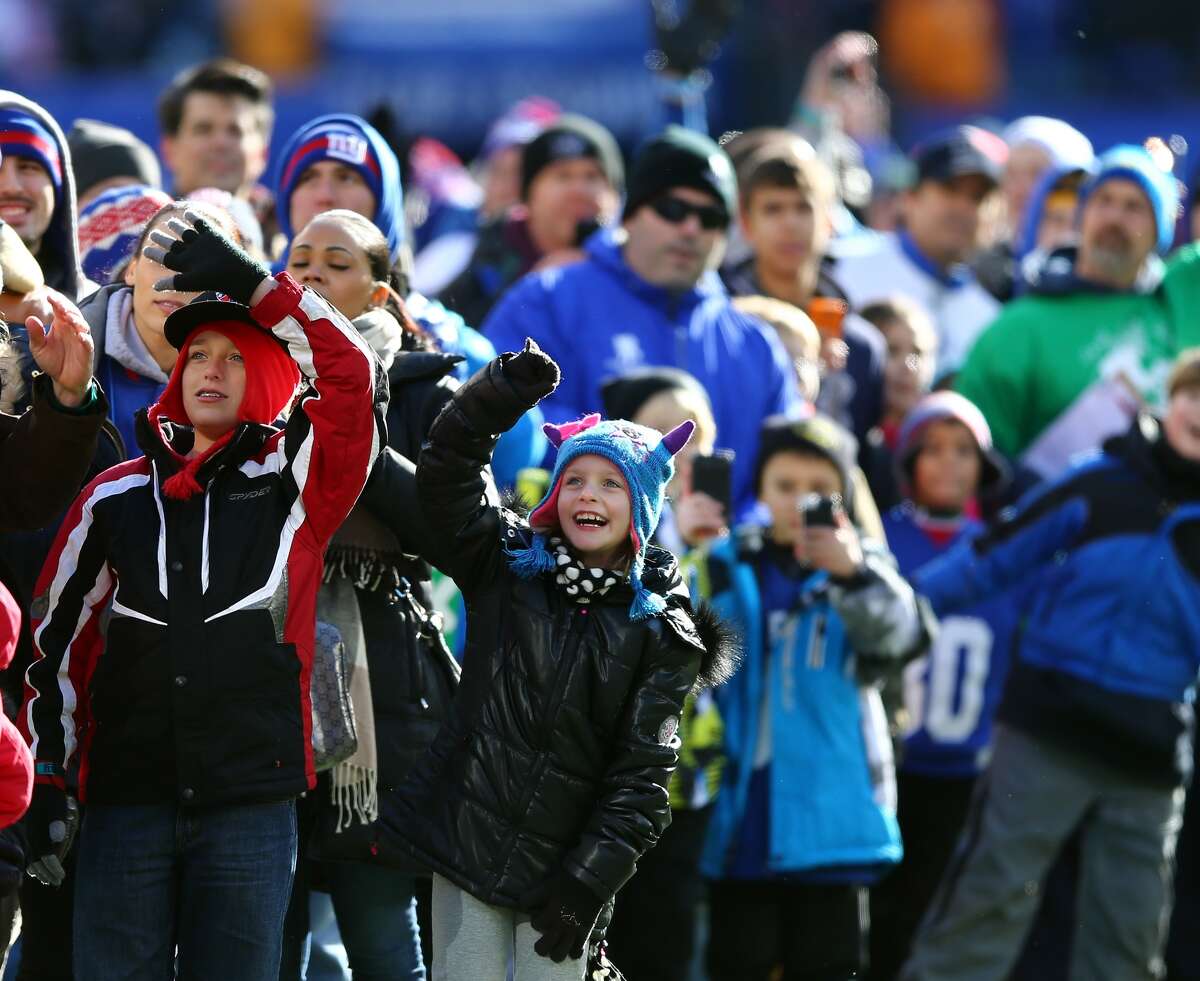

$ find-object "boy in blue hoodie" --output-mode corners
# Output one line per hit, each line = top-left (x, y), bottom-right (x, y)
(693, 414), (928, 981)
(869, 392), (1018, 980)
(902, 350), (1200, 981)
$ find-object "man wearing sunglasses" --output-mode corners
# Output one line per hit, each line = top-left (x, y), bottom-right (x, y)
(484, 125), (803, 512)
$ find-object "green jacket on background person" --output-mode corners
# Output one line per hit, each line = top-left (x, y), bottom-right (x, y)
(956, 244), (1200, 460)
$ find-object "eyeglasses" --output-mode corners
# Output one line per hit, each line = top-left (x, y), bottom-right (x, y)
(649, 194), (727, 231)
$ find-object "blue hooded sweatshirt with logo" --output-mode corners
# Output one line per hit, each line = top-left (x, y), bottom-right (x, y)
(483, 228), (803, 511)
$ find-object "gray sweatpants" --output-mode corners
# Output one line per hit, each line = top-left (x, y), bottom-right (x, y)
(431, 874), (588, 981)
(903, 724), (1185, 981)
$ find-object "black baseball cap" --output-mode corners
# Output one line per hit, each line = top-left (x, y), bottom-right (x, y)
(164, 292), (261, 350)
(912, 125), (1007, 188)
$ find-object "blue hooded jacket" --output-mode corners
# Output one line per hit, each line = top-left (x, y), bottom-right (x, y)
(692, 532), (908, 881)
(483, 229), (803, 511)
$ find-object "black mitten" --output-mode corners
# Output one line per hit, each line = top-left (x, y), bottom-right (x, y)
(521, 870), (606, 963)
(143, 211), (271, 304)
(500, 338), (561, 407)
(22, 783), (77, 887)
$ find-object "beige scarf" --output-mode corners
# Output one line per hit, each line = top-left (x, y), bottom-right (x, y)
(320, 503), (411, 832)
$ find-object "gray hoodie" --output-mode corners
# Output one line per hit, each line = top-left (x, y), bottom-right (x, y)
(0, 90), (91, 300)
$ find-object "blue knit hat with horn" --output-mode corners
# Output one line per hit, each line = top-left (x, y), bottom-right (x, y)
(506, 414), (695, 620)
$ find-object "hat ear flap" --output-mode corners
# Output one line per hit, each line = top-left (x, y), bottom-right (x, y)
(660, 419), (695, 457)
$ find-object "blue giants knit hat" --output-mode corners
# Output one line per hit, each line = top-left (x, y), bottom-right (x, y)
(1081, 144), (1179, 254)
(275, 113), (405, 261)
(0, 108), (64, 200)
(507, 414), (695, 620)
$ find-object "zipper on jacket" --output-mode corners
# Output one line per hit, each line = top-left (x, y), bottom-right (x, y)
(539, 607), (591, 744)
(486, 606), (591, 898)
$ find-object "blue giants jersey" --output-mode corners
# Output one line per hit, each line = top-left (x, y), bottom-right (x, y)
(883, 505), (1022, 777)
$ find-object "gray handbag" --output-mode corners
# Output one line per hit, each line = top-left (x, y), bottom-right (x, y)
(311, 621), (358, 772)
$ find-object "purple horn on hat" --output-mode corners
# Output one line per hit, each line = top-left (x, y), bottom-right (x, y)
(660, 420), (695, 457)
(543, 413), (601, 448)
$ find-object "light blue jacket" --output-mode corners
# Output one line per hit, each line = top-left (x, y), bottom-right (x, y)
(694, 532), (922, 880)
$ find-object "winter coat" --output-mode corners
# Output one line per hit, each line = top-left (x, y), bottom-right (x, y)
(955, 243), (1200, 458)
(21, 276), (384, 807)
(0, 372), (106, 534)
(310, 350), (465, 863)
(0, 587), (30, 828)
(829, 229), (1000, 376)
(915, 415), (1200, 786)
(405, 289), (546, 490)
(482, 228), (803, 511)
(695, 529), (925, 881)
(380, 354), (732, 913)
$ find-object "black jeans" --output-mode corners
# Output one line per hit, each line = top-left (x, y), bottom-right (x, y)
(868, 770), (977, 981)
(604, 806), (712, 981)
(707, 878), (867, 981)
(16, 851), (75, 980)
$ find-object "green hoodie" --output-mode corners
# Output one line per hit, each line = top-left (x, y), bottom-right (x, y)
(956, 244), (1200, 457)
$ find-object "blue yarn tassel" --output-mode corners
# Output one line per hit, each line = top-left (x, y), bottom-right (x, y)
(629, 573), (668, 621)
(505, 534), (557, 580)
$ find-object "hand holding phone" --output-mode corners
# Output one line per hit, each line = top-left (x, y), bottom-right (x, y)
(794, 493), (862, 577)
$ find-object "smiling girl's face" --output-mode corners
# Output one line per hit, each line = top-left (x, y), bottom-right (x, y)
(555, 454), (633, 569)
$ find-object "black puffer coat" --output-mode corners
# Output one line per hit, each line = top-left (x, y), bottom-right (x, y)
(310, 349), (467, 863)
(380, 349), (718, 913)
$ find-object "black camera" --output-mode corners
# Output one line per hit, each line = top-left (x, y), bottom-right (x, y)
(798, 493), (844, 528)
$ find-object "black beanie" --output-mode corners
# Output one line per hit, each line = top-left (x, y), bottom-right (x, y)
(600, 366), (711, 423)
(623, 125), (737, 225)
(521, 114), (624, 200)
(68, 119), (162, 197)
(754, 414), (858, 519)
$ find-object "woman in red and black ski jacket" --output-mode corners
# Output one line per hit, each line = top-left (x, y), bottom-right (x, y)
(18, 214), (385, 981)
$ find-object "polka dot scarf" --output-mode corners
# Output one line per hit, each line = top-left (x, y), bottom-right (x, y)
(549, 538), (621, 604)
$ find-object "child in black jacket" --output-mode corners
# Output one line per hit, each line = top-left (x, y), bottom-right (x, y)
(385, 340), (735, 980)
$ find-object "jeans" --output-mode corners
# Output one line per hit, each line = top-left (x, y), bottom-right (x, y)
(73, 800), (297, 981)
(324, 862), (425, 980)
(706, 879), (867, 981)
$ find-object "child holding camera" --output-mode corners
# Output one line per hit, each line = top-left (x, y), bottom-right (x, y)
(691, 414), (929, 981)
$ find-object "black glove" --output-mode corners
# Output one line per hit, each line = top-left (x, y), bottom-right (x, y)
(500, 338), (560, 407)
(521, 870), (606, 963)
(143, 211), (271, 305)
(22, 784), (78, 887)
(0, 826), (25, 896)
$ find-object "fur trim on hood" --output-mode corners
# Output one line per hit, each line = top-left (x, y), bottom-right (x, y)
(689, 598), (742, 693)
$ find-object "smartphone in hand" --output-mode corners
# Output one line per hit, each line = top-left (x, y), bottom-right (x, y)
(691, 450), (735, 518)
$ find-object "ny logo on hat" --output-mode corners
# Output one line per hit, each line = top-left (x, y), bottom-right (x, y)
(326, 133), (369, 166)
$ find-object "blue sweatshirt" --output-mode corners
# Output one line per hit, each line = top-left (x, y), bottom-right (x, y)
(483, 229), (803, 511)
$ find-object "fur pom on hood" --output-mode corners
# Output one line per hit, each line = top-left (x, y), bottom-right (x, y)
(689, 598), (742, 693)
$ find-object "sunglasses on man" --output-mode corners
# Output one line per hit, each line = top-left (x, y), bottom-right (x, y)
(649, 194), (727, 231)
